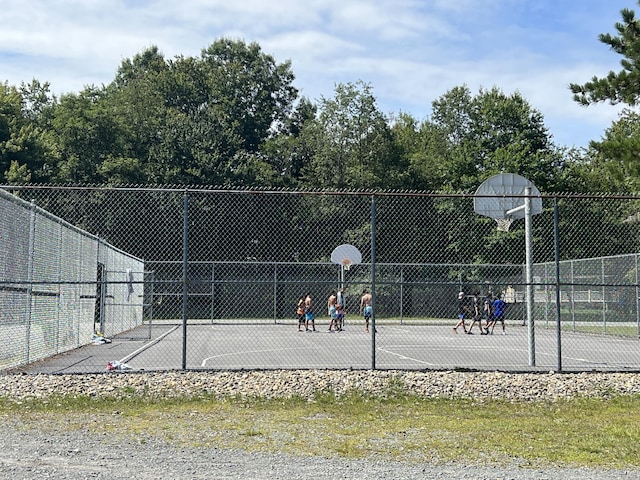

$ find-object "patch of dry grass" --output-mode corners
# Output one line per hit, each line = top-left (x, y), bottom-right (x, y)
(2, 390), (640, 467)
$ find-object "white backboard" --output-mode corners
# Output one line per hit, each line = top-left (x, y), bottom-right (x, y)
(330, 244), (362, 266)
(474, 173), (542, 220)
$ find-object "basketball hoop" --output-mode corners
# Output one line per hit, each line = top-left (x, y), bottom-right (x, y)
(331, 244), (361, 269)
(495, 217), (513, 232)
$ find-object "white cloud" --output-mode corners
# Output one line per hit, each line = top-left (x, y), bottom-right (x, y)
(0, 0), (634, 147)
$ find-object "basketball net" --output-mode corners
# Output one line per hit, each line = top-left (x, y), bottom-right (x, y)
(495, 217), (513, 232)
(342, 259), (352, 271)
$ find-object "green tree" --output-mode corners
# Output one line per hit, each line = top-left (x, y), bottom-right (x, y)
(0, 83), (25, 178)
(569, 4), (640, 191)
(397, 85), (563, 265)
(570, 5), (640, 106)
(104, 39), (299, 185)
(50, 86), (126, 183)
(302, 81), (399, 189)
(404, 85), (561, 193)
(391, 112), (450, 191)
(200, 38), (298, 153)
(0, 81), (59, 183)
(259, 97), (317, 187)
(43, 39), (301, 186)
(581, 109), (640, 192)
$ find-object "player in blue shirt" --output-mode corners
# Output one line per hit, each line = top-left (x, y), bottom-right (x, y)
(487, 293), (507, 335)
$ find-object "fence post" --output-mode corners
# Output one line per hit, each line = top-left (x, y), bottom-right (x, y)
(147, 271), (155, 339)
(25, 200), (36, 364)
(56, 221), (63, 354)
(400, 265), (404, 325)
(543, 263), (550, 327)
(273, 262), (277, 324)
(182, 191), (189, 370)
(525, 187), (535, 366)
(210, 263), (215, 323)
(636, 254), (640, 337)
(602, 257), (607, 334)
(570, 260), (576, 331)
(554, 197), (562, 372)
(370, 195), (377, 370)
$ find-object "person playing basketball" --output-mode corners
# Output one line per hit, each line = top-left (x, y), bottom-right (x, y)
(360, 289), (373, 333)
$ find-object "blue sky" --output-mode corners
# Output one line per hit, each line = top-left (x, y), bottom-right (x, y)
(1, 0), (636, 148)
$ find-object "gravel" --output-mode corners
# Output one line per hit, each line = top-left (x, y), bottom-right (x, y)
(3, 369), (640, 402)
(1, 369), (639, 479)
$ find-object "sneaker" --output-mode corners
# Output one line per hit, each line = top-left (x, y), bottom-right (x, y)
(502, 331), (506, 335)
(466, 331), (473, 335)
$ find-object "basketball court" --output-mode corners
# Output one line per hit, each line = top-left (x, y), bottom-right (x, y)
(8, 174), (640, 375)
(17, 319), (640, 374)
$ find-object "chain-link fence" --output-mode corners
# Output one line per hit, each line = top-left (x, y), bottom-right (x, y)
(0, 187), (145, 371)
(2, 185), (640, 373)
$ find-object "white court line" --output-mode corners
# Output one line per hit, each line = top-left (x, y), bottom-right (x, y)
(119, 325), (180, 364)
(201, 347), (311, 367)
(376, 347), (438, 366)
(534, 349), (604, 365)
(383, 326), (415, 333)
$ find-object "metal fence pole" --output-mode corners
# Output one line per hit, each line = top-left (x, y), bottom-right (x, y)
(602, 257), (607, 334)
(636, 254), (640, 337)
(182, 191), (189, 370)
(273, 262), (277, 324)
(56, 221), (62, 354)
(554, 197), (562, 372)
(570, 260), (576, 331)
(25, 200), (36, 364)
(210, 263), (215, 323)
(370, 195), (376, 370)
(400, 265), (404, 325)
(525, 187), (535, 366)
(521, 265), (526, 326)
(147, 271), (155, 340)
(544, 263), (550, 327)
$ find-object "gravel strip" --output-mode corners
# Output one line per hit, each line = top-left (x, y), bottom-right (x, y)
(2, 369), (640, 401)
(1, 370), (639, 479)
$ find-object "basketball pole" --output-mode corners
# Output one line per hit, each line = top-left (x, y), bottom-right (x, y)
(506, 186), (535, 366)
(524, 188), (535, 366)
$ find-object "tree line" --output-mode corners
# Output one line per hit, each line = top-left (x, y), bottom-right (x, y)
(4, 2), (640, 194)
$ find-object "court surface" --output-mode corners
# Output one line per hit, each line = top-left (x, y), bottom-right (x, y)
(15, 320), (640, 374)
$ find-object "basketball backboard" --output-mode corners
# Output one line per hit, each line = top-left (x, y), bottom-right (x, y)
(473, 173), (542, 220)
(330, 244), (362, 270)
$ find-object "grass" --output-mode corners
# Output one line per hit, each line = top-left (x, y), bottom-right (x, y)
(2, 390), (640, 468)
(562, 324), (639, 337)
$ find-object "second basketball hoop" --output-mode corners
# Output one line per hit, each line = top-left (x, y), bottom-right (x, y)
(473, 173), (542, 230)
(331, 244), (362, 269)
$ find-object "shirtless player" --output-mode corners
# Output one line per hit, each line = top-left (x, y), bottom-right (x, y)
(360, 289), (373, 333)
